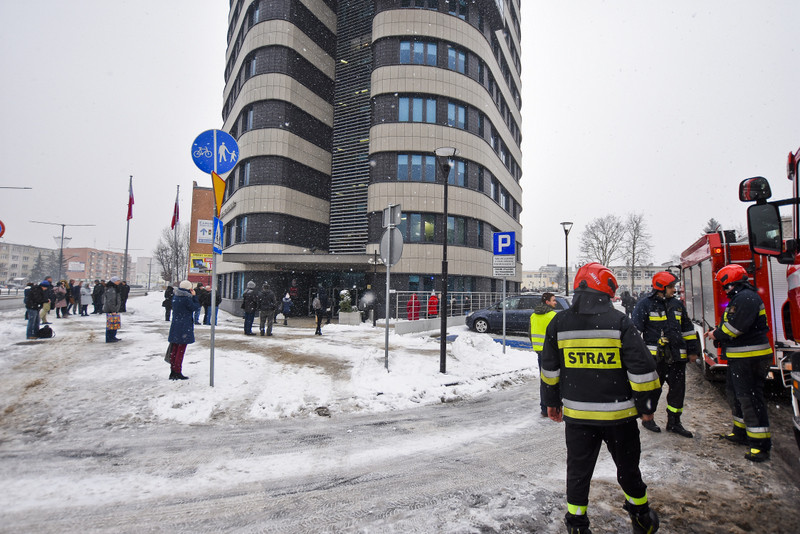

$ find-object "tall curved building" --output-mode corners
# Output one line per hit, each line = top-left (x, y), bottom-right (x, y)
(218, 0), (522, 311)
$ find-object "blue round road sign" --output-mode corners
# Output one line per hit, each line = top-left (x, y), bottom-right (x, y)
(191, 129), (240, 175)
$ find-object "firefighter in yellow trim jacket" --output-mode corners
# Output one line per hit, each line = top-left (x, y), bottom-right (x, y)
(541, 263), (661, 534)
(632, 271), (699, 438)
(705, 264), (772, 462)
(530, 292), (558, 416)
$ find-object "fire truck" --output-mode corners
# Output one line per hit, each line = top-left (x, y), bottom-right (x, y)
(680, 230), (792, 383)
(733, 146), (800, 450)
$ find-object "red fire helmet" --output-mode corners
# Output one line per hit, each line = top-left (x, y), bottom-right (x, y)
(652, 271), (678, 291)
(574, 262), (618, 297)
(715, 264), (748, 286)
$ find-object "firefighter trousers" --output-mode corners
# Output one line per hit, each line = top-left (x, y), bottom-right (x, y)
(565, 420), (648, 509)
(656, 359), (686, 413)
(725, 356), (771, 451)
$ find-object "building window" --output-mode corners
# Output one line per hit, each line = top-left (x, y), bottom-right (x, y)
(447, 46), (466, 74)
(401, 0), (438, 8)
(400, 41), (437, 66)
(500, 188), (508, 211)
(447, 216), (466, 245)
(243, 161), (251, 186)
(477, 220), (484, 248)
(448, 0), (468, 20)
(447, 102), (466, 129)
(448, 160), (465, 187)
(398, 213), (436, 243)
(477, 167), (484, 192)
(490, 177), (498, 201)
(397, 154), (436, 182)
(399, 96), (436, 123)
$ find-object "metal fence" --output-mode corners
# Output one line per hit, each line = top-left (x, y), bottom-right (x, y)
(388, 291), (511, 321)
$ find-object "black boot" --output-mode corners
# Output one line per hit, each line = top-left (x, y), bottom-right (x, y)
(564, 512), (592, 534)
(666, 411), (693, 438)
(175, 373), (189, 380)
(169, 371), (178, 380)
(642, 419), (661, 433)
(623, 501), (659, 534)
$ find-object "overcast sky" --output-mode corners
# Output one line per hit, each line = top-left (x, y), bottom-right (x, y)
(1, 1), (798, 272)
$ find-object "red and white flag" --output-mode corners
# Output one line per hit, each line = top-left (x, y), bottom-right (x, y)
(170, 187), (180, 229)
(126, 176), (134, 221)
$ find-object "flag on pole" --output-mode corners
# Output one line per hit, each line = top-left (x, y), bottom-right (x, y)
(127, 176), (134, 221)
(171, 187), (180, 229)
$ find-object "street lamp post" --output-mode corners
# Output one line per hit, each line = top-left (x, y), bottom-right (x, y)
(435, 146), (458, 374)
(561, 221), (574, 295)
(30, 221), (95, 281)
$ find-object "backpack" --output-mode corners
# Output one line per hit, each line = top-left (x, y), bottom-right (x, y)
(312, 297), (321, 310)
(37, 325), (54, 339)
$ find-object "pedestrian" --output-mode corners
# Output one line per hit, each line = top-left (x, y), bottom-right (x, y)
(25, 281), (48, 339)
(39, 277), (53, 324)
(23, 282), (33, 321)
(541, 263), (661, 534)
(54, 281), (68, 319)
(163, 284), (174, 321)
(103, 276), (123, 343)
(167, 280), (201, 380)
(193, 283), (205, 325)
(406, 293), (420, 320)
(427, 291), (439, 318)
(280, 292), (292, 326)
(119, 281), (130, 312)
(70, 280), (81, 315)
(705, 264), (773, 462)
(313, 291), (324, 335)
(622, 291), (636, 318)
(80, 282), (92, 316)
(632, 272), (699, 437)
(241, 281), (259, 335)
(204, 286), (221, 325)
(198, 284), (211, 324)
(529, 292), (558, 417)
(258, 282), (277, 336)
(92, 280), (104, 314)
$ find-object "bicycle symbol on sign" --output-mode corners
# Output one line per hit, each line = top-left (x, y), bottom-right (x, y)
(193, 146), (213, 158)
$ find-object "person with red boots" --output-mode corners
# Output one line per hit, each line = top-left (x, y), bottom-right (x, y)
(167, 280), (201, 380)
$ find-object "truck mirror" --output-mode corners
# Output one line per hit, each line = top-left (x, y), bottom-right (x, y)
(746, 203), (783, 255)
(739, 177), (772, 202)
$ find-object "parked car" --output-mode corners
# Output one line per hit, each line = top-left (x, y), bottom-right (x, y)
(465, 294), (571, 334)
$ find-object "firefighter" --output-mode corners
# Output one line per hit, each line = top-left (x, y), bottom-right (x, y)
(631, 271), (699, 438)
(705, 264), (772, 462)
(530, 292), (558, 416)
(541, 263), (661, 534)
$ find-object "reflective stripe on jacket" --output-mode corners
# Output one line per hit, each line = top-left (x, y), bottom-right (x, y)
(712, 284), (772, 359)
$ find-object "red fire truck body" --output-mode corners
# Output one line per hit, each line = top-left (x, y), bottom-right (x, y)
(680, 230), (794, 382)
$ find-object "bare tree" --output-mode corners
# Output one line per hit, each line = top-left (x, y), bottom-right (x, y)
(622, 213), (652, 292)
(579, 215), (625, 266)
(153, 224), (190, 283)
(703, 218), (722, 234)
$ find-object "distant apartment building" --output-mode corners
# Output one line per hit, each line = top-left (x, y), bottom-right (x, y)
(522, 262), (671, 296)
(63, 248), (132, 282)
(0, 242), (54, 284)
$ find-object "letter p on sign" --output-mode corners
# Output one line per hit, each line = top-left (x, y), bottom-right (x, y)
(493, 232), (516, 255)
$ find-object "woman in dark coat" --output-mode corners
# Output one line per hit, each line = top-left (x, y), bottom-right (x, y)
(167, 280), (201, 380)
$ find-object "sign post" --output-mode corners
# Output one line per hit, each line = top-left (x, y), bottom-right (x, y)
(191, 129), (239, 387)
(493, 232), (516, 353)
(380, 204), (403, 371)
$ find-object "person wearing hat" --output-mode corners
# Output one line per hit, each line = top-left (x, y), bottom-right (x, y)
(39, 277), (54, 325)
(167, 280), (201, 380)
(241, 281), (259, 335)
(26, 280), (49, 339)
(103, 277), (123, 342)
(257, 282), (277, 336)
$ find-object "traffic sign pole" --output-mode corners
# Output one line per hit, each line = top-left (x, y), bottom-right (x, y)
(192, 129), (237, 388)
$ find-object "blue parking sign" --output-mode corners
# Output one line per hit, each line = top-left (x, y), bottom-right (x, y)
(493, 232), (516, 255)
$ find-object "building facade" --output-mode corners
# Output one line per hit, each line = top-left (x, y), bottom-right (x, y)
(0, 242), (54, 285)
(217, 0), (522, 313)
(63, 248), (131, 282)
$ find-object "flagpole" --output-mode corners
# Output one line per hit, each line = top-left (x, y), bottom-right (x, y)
(123, 175), (132, 282)
(173, 185), (179, 282)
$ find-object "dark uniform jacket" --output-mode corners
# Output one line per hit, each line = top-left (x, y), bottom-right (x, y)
(541, 290), (662, 425)
(711, 282), (772, 359)
(631, 291), (700, 362)
(241, 288), (259, 314)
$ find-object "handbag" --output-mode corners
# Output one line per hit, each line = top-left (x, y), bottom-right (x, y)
(164, 343), (174, 364)
(106, 313), (121, 330)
